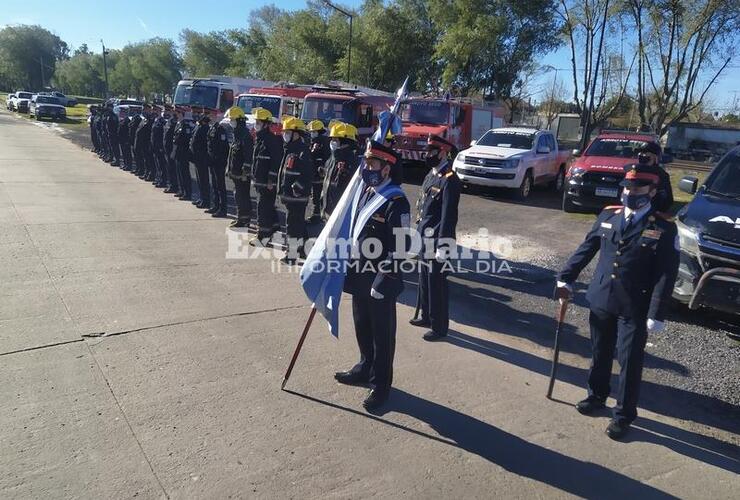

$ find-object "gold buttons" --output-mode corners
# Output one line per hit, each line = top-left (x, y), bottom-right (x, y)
(611, 274), (616, 279)
(616, 251), (622, 256)
(613, 262), (619, 267)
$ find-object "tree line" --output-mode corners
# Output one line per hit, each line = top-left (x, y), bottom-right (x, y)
(0, 0), (736, 136)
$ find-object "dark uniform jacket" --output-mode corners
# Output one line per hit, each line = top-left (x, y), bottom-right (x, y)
(251, 128), (282, 188)
(309, 135), (330, 183)
(172, 120), (193, 161)
(344, 184), (410, 299)
(150, 117), (165, 153)
(105, 111), (118, 137)
(164, 117), (177, 157)
(118, 117), (130, 145)
(416, 162), (461, 250)
(321, 145), (359, 216)
(134, 118), (152, 154)
(654, 166), (674, 213)
(558, 205), (679, 321)
(228, 124), (254, 179)
(277, 139), (313, 203)
(129, 115), (142, 146)
(189, 122), (209, 162)
(207, 121), (230, 162)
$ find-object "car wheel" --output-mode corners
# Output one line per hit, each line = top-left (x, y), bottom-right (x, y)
(562, 193), (579, 213)
(551, 166), (566, 192)
(516, 171), (533, 200)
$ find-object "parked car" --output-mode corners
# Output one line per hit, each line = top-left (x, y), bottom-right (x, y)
(562, 130), (668, 212)
(38, 91), (78, 107)
(10, 91), (33, 113)
(30, 95), (67, 121)
(453, 127), (572, 199)
(5, 93), (15, 110)
(673, 146), (740, 315)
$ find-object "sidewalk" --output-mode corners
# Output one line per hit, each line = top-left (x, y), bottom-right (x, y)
(0, 111), (737, 499)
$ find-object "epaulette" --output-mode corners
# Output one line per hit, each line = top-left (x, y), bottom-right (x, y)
(444, 171), (454, 178)
(604, 205), (623, 210)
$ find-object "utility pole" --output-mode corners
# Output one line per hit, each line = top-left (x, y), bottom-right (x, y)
(101, 39), (110, 98)
(323, 0), (353, 84)
(39, 55), (45, 89)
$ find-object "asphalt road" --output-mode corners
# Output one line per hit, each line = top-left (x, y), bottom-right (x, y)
(1, 110), (738, 498)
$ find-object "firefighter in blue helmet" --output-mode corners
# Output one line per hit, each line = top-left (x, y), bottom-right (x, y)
(409, 134), (461, 341)
(335, 140), (410, 412)
(556, 162), (679, 440)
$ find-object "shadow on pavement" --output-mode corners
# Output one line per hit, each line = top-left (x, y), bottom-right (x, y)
(285, 388), (678, 499)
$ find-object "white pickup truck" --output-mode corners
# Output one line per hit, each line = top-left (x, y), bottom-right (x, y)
(453, 127), (572, 199)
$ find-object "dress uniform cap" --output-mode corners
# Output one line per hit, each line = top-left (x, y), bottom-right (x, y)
(364, 140), (398, 165)
(620, 163), (661, 187)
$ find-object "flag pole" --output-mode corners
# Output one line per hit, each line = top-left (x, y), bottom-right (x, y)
(281, 306), (318, 390)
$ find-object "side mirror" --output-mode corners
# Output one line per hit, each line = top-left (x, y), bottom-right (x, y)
(470, 140), (477, 147)
(679, 176), (698, 195)
(572, 149), (581, 157)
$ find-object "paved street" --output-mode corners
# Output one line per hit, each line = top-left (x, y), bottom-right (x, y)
(1, 110), (738, 499)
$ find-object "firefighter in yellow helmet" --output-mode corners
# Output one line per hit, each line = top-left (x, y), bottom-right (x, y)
(225, 106), (254, 228)
(306, 120), (330, 223)
(275, 117), (313, 263)
(321, 122), (359, 218)
(250, 107), (283, 244)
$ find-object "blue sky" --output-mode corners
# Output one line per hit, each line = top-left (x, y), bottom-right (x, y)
(1, 0), (737, 111)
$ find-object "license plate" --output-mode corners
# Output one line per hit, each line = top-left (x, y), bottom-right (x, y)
(474, 167), (487, 173)
(595, 187), (618, 198)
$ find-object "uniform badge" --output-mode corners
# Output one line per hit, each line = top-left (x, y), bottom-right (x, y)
(286, 155), (296, 169)
(600, 222), (612, 229)
(641, 229), (662, 240)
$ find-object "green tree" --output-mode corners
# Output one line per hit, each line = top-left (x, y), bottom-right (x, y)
(52, 51), (106, 97)
(109, 38), (182, 98)
(180, 29), (233, 76)
(0, 24), (69, 90)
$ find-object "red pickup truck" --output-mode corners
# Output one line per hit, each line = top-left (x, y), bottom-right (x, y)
(563, 131), (662, 212)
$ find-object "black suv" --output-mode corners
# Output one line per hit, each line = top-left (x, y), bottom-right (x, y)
(674, 146), (740, 314)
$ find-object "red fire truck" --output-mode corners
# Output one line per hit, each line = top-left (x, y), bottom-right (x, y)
(236, 84), (312, 133)
(300, 86), (394, 143)
(395, 97), (506, 165)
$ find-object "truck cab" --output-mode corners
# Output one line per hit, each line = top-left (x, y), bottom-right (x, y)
(395, 97), (505, 165)
(563, 131), (662, 212)
(674, 146), (740, 315)
(173, 77), (275, 115)
(453, 127), (571, 199)
(236, 85), (310, 133)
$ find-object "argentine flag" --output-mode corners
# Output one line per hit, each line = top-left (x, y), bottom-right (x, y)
(300, 78), (409, 336)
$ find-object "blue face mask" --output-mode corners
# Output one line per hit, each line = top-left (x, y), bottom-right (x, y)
(621, 191), (651, 210)
(362, 167), (384, 187)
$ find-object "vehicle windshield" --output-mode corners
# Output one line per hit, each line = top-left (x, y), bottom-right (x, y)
(17, 92), (32, 99)
(401, 101), (449, 124)
(300, 97), (356, 125)
(705, 152), (740, 197)
(585, 138), (653, 158)
(173, 83), (219, 109)
(36, 96), (60, 105)
(476, 131), (534, 150)
(237, 95), (281, 118)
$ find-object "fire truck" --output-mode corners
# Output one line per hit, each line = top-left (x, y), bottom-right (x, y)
(236, 84), (312, 133)
(300, 86), (394, 143)
(395, 97), (506, 165)
(173, 76), (274, 114)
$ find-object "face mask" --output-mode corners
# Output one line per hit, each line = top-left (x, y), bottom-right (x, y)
(330, 140), (340, 151)
(362, 166), (384, 187)
(621, 191), (651, 210)
(282, 131), (293, 143)
(310, 132), (319, 139)
(425, 151), (441, 169)
(254, 122), (264, 132)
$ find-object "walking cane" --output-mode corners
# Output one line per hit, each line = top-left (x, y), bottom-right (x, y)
(281, 306), (317, 390)
(546, 297), (570, 399)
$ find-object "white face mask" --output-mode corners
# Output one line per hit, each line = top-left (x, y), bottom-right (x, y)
(282, 131), (293, 143)
(330, 140), (340, 151)
(254, 122), (264, 132)
(310, 132), (319, 139)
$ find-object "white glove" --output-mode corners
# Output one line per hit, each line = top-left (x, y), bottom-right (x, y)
(370, 288), (384, 300)
(435, 247), (446, 262)
(647, 319), (665, 333)
(556, 281), (573, 291)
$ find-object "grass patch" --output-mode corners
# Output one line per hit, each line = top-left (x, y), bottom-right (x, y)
(668, 167), (709, 213)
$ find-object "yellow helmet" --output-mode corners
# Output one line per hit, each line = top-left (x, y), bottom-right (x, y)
(385, 130), (394, 141)
(307, 120), (325, 132)
(329, 122), (349, 139)
(226, 106), (246, 120)
(252, 107), (273, 122)
(282, 116), (306, 131)
(345, 124), (358, 141)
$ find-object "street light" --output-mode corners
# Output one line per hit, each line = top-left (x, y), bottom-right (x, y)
(323, 0), (353, 84)
(100, 40), (110, 98)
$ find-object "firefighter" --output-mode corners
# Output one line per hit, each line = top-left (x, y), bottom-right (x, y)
(207, 111), (230, 217)
(635, 142), (673, 213)
(118, 107), (133, 171)
(190, 110), (212, 209)
(335, 140), (410, 411)
(277, 117), (313, 263)
(105, 104), (120, 166)
(556, 163), (680, 440)
(225, 106), (254, 228)
(128, 107), (143, 172)
(250, 107), (283, 244)
(306, 120), (330, 223)
(134, 105), (153, 179)
(163, 108), (179, 194)
(88, 106), (101, 154)
(321, 122), (359, 218)
(151, 106), (168, 188)
(173, 110), (194, 201)
(410, 134), (461, 340)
